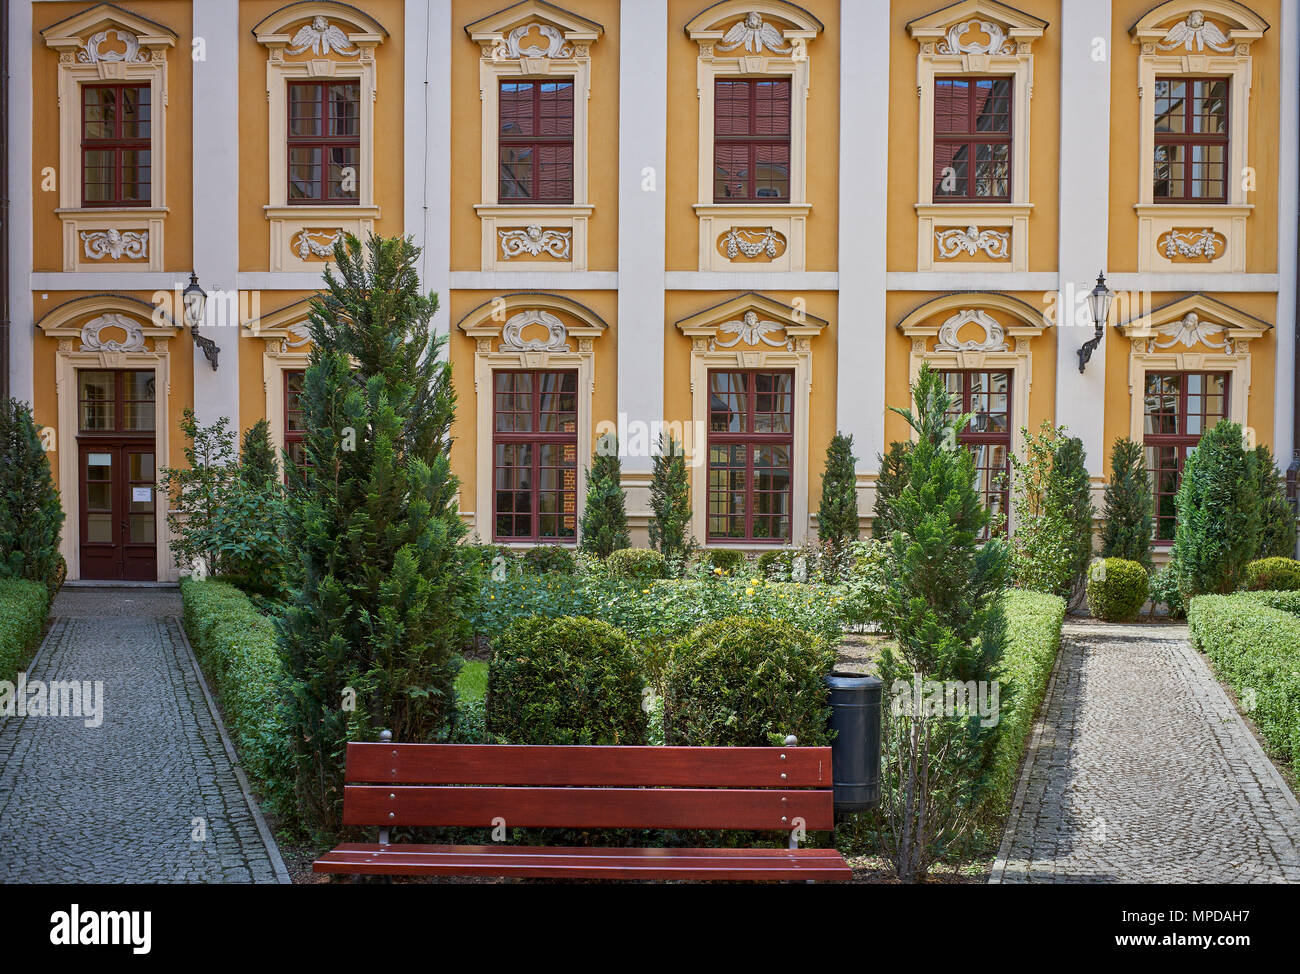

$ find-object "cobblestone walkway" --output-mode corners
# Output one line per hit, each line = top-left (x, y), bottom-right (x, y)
(0, 588), (288, 883)
(991, 621), (1300, 883)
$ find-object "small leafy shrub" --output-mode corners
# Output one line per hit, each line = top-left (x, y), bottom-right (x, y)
(485, 616), (647, 745)
(1244, 557), (1300, 591)
(663, 617), (833, 746)
(1148, 564), (1185, 619)
(701, 548), (747, 575)
(1189, 594), (1300, 768)
(1242, 589), (1300, 615)
(756, 549), (786, 579)
(181, 578), (294, 819)
(0, 578), (50, 686)
(1085, 558), (1149, 622)
(839, 538), (889, 627)
(522, 545), (576, 575)
(606, 547), (667, 583)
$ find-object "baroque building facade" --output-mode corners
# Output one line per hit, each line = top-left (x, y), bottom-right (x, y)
(4, 0), (1297, 580)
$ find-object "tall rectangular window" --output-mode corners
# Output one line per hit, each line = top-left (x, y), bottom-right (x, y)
(1144, 371), (1228, 541)
(498, 80), (574, 203)
(933, 77), (1011, 201)
(493, 370), (578, 542)
(287, 81), (361, 204)
(77, 370), (155, 432)
(713, 79), (791, 202)
(81, 83), (151, 206)
(940, 370), (1011, 536)
(707, 371), (793, 543)
(284, 370), (307, 476)
(1154, 77), (1228, 203)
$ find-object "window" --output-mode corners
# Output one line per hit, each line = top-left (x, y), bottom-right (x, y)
(933, 78), (1012, 202)
(1144, 371), (1228, 541)
(284, 370), (307, 476)
(81, 84), (151, 207)
(940, 370), (1011, 535)
(707, 371), (793, 543)
(78, 370), (155, 432)
(493, 371), (578, 542)
(287, 81), (361, 204)
(1153, 78), (1228, 203)
(713, 79), (791, 203)
(498, 81), (574, 204)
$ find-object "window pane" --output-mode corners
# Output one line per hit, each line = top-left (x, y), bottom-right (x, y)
(289, 84), (322, 136)
(499, 145), (533, 199)
(288, 147), (321, 200)
(79, 371), (115, 430)
(328, 84), (360, 136)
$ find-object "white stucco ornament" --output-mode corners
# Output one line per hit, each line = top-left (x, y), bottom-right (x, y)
(935, 226), (1010, 260)
(80, 313), (147, 353)
(937, 20), (1015, 56)
(288, 17), (358, 56)
(1156, 11), (1234, 52)
(712, 310), (792, 350)
(499, 225), (571, 260)
(1150, 312), (1231, 351)
(80, 229), (149, 261)
(717, 13), (790, 54)
(934, 309), (1008, 353)
(500, 309), (571, 352)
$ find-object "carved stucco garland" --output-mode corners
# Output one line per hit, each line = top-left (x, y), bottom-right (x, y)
(80, 229), (148, 261)
(499, 225), (572, 260)
(80, 313), (146, 353)
(1160, 228), (1223, 260)
(711, 310), (792, 351)
(1157, 11), (1234, 52)
(292, 229), (343, 260)
(500, 309), (571, 352)
(937, 20), (1015, 56)
(935, 309), (1008, 353)
(721, 227), (784, 259)
(935, 226), (1009, 260)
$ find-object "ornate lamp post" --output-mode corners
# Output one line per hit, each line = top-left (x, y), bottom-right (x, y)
(1077, 270), (1114, 373)
(183, 270), (220, 370)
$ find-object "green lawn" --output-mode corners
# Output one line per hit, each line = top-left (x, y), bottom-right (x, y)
(456, 660), (488, 701)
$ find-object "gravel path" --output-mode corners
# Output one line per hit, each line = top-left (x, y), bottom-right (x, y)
(0, 588), (288, 883)
(991, 620), (1300, 884)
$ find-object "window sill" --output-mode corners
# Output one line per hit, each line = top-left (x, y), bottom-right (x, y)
(57, 209), (167, 273)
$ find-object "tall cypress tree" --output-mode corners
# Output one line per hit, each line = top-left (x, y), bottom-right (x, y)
(1100, 436), (1153, 569)
(1254, 444), (1297, 559)
(0, 398), (65, 593)
(240, 418), (279, 490)
(818, 432), (859, 547)
(871, 440), (912, 540)
(648, 434), (694, 566)
(1049, 435), (1095, 607)
(277, 233), (474, 832)
(579, 434), (631, 558)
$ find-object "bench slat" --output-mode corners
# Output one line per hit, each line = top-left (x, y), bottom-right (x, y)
(313, 843), (852, 881)
(342, 784), (836, 831)
(345, 743), (831, 788)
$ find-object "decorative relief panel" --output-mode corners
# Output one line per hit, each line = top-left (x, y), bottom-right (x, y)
(937, 20), (1016, 56)
(717, 227), (787, 261)
(80, 229), (148, 261)
(1156, 11), (1236, 52)
(79, 28), (151, 63)
(291, 228), (344, 260)
(286, 18), (360, 57)
(500, 310), (572, 353)
(934, 309), (1008, 353)
(1156, 227), (1227, 261)
(934, 226), (1009, 261)
(499, 226), (572, 260)
(711, 310), (793, 351)
(80, 313), (147, 353)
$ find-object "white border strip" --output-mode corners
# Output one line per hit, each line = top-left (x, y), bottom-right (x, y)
(1274, 2), (1299, 464)
(8, 1), (34, 403)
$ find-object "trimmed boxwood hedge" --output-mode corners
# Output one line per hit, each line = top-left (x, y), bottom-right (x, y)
(0, 579), (50, 686)
(1189, 593), (1300, 768)
(605, 547), (668, 582)
(1085, 558), (1149, 622)
(180, 578), (293, 817)
(1241, 589), (1300, 615)
(1244, 557), (1300, 592)
(978, 590), (1067, 827)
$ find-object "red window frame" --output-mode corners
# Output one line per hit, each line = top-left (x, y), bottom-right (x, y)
(706, 370), (794, 544)
(492, 370), (579, 543)
(713, 78), (792, 203)
(284, 370), (307, 479)
(498, 80), (575, 203)
(933, 76), (1012, 202)
(81, 83), (151, 207)
(286, 80), (361, 204)
(940, 369), (1012, 537)
(1154, 77), (1229, 203)
(1143, 371), (1229, 542)
(77, 370), (156, 433)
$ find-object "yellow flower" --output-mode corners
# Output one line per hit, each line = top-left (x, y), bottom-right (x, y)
(713, 567), (724, 575)
(642, 588), (650, 594)
(745, 588), (755, 596)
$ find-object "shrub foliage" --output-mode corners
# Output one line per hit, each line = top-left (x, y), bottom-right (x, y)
(579, 435), (631, 558)
(1085, 558), (1150, 622)
(1244, 557), (1300, 591)
(818, 432), (859, 550)
(1100, 437), (1152, 569)
(0, 398), (65, 593)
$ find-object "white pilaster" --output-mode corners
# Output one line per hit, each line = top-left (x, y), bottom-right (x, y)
(616, 0), (667, 476)
(1275, 0), (1299, 467)
(1055, 0), (1112, 476)
(8, 1), (34, 405)
(407, 0), (452, 337)
(837, 0), (890, 477)
(191, 0), (240, 429)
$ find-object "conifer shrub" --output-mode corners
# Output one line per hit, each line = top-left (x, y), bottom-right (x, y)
(818, 432), (859, 549)
(1100, 437), (1153, 569)
(0, 398), (66, 594)
(871, 440), (911, 541)
(1254, 445), (1297, 559)
(579, 435), (631, 559)
(648, 434), (695, 568)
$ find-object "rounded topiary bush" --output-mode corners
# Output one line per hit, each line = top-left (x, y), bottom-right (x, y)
(663, 617), (834, 746)
(522, 544), (576, 575)
(1085, 558), (1149, 622)
(606, 547), (667, 583)
(1244, 557), (1300, 591)
(486, 616), (647, 745)
(701, 548), (747, 575)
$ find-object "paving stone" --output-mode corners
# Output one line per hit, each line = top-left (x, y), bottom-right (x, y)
(990, 621), (1300, 884)
(0, 589), (287, 883)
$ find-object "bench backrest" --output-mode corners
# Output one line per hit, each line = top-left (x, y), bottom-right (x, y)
(342, 743), (836, 832)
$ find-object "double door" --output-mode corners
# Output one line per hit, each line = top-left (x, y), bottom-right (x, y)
(78, 441), (157, 581)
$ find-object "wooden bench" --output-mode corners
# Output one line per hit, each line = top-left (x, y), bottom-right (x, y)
(313, 733), (851, 882)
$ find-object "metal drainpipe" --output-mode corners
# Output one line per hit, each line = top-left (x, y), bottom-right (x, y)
(1, 0), (10, 404)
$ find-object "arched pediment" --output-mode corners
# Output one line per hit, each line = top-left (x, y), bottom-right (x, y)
(252, 1), (388, 49)
(36, 293), (180, 342)
(464, 0), (603, 51)
(1116, 293), (1270, 347)
(457, 293), (609, 353)
(686, 0), (823, 41)
(1130, 1), (1268, 48)
(41, 3), (178, 57)
(896, 292), (1049, 344)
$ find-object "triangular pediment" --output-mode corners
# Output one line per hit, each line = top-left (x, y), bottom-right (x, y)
(1117, 293), (1271, 343)
(253, 2), (387, 47)
(675, 292), (827, 345)
(41, 3), (177, 54)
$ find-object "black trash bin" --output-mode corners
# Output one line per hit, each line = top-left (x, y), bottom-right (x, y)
(825, 671), (882, 815)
